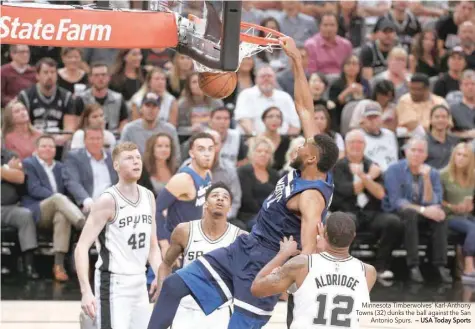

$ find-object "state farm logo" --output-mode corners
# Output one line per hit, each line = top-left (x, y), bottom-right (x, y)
(0, 16), (112, 41)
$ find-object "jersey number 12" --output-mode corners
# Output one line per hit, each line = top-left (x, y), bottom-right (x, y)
(313, 294), (354, 327)
(128, 232), (146, 250)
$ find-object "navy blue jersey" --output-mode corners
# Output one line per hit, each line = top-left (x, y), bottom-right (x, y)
(165, 166), (212, 233)
(251, 169), (334, 251)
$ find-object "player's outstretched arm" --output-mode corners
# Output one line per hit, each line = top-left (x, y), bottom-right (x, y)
(299, 190), (326, 255)
(251, 237), (306, 298)
(74, 193), (114, 319)
(280, 36), (318, 139)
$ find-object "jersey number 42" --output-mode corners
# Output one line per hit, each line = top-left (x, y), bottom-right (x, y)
(128, 232), (146, 250)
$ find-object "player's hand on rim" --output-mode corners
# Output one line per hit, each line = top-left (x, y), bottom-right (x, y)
(279, 236), (300, 258)
(81, 291), (97, 320)
(279, 36), (301, 60)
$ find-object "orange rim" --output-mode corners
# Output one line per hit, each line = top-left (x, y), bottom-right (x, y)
(240, 22), (285, 45)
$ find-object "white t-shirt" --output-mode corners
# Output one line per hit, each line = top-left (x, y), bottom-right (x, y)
(362, 128), (399, 172)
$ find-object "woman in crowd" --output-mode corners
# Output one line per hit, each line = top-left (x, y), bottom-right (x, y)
(309, 72), (334, 110)
(130, 67), (178, 126)
(110, 48), (145, 101)
(237, 136), (280, 231)
(177, 72), (224, 134)
(260, 106), (291, 171)
(440, 143), (475, 281)
(280, 136), (306, 177)
(337, 0), (365, 49)
(314, 105), (345, 159)
(2, 101), (41, 160)
(70, 103), (116, 150)
(254, 17), (287, 72)
(329, 54), (370, 131)
(372, 80), (397, 132)
(57, 47), (88, 94)
(410, 29), (440, 77)
(143, 133), (177, 195)
(167, 53), (194, 98)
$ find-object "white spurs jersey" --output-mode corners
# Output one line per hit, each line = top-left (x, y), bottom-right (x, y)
(180, 219), (240, 310)
(290, 252), (369, 329)
(95, 185), (154, 275)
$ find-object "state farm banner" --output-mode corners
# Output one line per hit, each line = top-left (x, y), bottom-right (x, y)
(0, 3), (178, 48)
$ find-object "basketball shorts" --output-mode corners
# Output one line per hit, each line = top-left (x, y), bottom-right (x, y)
(171, 304), (232, 329)
(176, 234), (280, 329)
(94, 270), (151, 329)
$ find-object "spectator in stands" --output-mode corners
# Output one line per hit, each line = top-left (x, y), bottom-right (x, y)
(21, 135), (85, 282)
(177, 72), (224, 134)
(255, 18), (288, 72)
(234, 65), (300, 135)
(436, 0), (474, 54)
(280, 136), (306, 177)
(241, 1), (264, 25)
(277, 1), (318, 46)
(2, 101), (41, 160)
(1, 147), (38, 279)
(302, 1), (338, 19)
(375, 1), (421, 53)
(360, 18), (397, 80)
(1, 45), (36, 108)
(143, 133), (177, 196)
(314, 105), (345, 159)
(18, 58), (76, 144)
(409, 29), (440, 77)
(434, 46), (466, 98)
(63, 128), (118, 213)
(110, 48), (145, 101)
(120, 92), (180, 161)
(331, 130), (403, 280)
(130, 67), (178, 126)
(358, 0), (391, 26)
(237, 136), (279, 230)
(82, 48), (119, 68)
(167, 53), (194, 98)
(396, 73), (449, 136)
(336, 0), (366, 49)
(70, 104), (116, 151)
(383, 137), (451, 283)
(426, 105), (460, 169)
(440, 142), (475, 281)
(309, 73), (334, 110)
(208, 107), (248, 168)
(142, 48), (174, 71)
(373, 80), (397, 132)
(260, 107), (291, 171)
(371, 47), (411, 101)
(329, 54), (370, 131)
(224, 57), (256, 108)
(457, 21), (475, 70)
(359, 101), (399, 172)
(305, 12), (353, 76)
(74, 62), (129, 132)
(277, 46), (309, 98)
(57, 48), (88, 94)
(451, 70), (475, 140)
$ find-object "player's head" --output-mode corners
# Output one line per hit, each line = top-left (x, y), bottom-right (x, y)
(188, 132), (215, 170)
(112, 142), (143, 181)
(204, 182), (232, 219)
(324, 212), (356, 249)
(290, 134), (339, 173)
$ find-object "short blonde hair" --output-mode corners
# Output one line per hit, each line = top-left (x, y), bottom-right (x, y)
(248, 135), (275, 167)
(389, 46), (408, 60)
(112, 142), (139, 162)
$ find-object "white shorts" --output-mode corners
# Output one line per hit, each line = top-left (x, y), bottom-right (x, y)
(94, 270), (151, 329)
(171, 304), (231, 329)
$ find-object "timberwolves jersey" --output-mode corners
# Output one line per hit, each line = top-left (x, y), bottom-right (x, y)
(180, 219), (240, 310)
(290, 253), (369, 329)
(165, 166), (212, 234)
(252, 169), (333, 251)
(95, 185), (154, 275)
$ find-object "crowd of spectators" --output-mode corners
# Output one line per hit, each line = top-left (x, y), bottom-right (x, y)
(1, 0), (475, 286)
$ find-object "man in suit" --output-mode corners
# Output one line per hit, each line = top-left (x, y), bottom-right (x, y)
(63, 127), (118, 213)
(22, 135), (85, 282)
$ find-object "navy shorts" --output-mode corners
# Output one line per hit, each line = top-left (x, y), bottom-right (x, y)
(176, 233), (280, 329)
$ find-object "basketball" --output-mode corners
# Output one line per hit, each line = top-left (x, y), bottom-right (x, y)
(198, 72), (237, 99)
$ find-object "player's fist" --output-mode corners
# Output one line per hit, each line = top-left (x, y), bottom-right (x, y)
(279, 36), (300, 60)
(279, 236), (300, 258)
(81, 291), (97, 320)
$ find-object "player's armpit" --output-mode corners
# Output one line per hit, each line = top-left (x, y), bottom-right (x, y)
(251, 255), (308, 298)
(299, 190), (325, 255)
(364, 263), (377, 292)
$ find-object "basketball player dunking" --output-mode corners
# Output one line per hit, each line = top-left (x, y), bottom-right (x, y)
(75, 142), (162, 329)
(251, 212), (377, 329)
(152, 182), (247, 329)
(147, 36), (340, 329)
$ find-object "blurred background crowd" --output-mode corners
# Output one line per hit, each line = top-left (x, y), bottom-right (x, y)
(1, 0), (475, 288)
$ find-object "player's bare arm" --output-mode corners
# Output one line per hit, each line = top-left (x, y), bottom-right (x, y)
(148, 189), (164, 302)
(364, 263), (377, 291)
(251, 237), (306, 298)
(280, 36), (318, 138)
(74, 193), (115, 319)
(298, 190), (326, 255)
